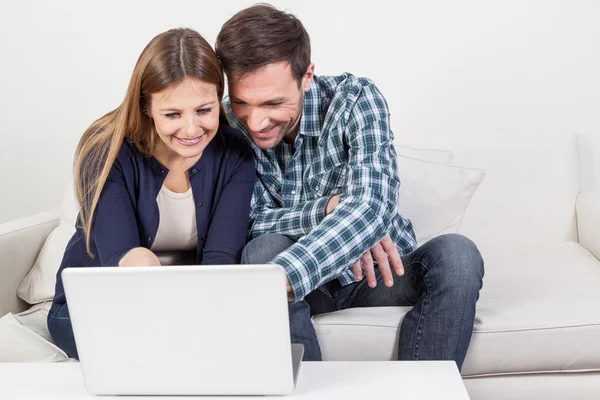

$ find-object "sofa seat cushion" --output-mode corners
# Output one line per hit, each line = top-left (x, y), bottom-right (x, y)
(312, 241), (600, 376)
(0, 302), (69, 362)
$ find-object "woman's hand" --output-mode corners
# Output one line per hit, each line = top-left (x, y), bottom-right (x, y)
(118, 247), (161, 267)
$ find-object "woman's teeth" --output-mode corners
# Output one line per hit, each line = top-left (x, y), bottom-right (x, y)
(176, 136), (202, 145)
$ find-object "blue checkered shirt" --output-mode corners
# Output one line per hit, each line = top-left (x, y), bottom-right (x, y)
(224, 73), (417, 301)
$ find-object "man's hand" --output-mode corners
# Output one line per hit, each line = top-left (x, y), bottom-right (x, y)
(352, 235), (404, 288)
(286, 277), (296, 302)
(324, 195), (403, 288)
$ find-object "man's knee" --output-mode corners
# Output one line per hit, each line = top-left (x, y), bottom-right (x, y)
(241, 234), (296, 264)
(423, 233), (484, 292)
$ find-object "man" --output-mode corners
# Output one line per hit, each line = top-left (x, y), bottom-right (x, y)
(215, 4), (484, 370)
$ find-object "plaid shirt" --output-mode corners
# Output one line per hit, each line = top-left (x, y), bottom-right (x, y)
(224, 73), (417, 301)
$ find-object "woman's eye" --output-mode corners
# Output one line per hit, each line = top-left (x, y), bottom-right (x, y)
(165, 113), (180, 118)
(197, 108), (212, 115)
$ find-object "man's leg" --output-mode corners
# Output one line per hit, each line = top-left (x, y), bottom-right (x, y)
(241, 234), (326, 361)
(340, 234), (484, 370)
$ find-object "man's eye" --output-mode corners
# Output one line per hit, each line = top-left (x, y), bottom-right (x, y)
(165, 113), (180, 118)
(266, 103), (282, 107)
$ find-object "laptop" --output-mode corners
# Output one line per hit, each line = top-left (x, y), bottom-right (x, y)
(62, 264), (304, 396)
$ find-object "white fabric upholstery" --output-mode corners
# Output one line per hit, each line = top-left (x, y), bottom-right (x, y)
(0, 208), (60, 317)
(464, 372), (600, 400)
(396, 144), (453, 164)
(314, 242), (600, 376)
(576, 190), (600, 260)
(397, 133), (580, 257)
(397, 155), (486, 245)
(17, 184), (78, 304)
(0, 302), (68, 362)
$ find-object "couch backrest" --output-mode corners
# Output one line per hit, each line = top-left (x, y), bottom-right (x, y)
(396, 132), (580, 257)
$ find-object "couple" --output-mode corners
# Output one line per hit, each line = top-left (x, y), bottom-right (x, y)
(48, 4), (484, 370)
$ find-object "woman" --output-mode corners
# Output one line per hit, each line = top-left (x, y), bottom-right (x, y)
(48, 28), (256, 359)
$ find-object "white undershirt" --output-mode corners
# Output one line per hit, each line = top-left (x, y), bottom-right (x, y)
(151, 185), (198, 253)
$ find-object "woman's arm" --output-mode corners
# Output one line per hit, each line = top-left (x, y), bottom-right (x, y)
(201, 144), (256, 265)
(91, 150), (158, 267)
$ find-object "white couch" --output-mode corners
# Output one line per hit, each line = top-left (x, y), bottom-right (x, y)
(1, 132), (599, 399)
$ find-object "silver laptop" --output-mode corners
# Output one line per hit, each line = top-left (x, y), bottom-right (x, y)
(62, 264), (303, 396)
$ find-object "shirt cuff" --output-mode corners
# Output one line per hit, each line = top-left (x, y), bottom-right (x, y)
(270, 243), (320, 302)
(300, 196), (330, 233)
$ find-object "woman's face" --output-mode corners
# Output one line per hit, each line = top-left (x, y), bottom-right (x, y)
(148, 77), (219, 163)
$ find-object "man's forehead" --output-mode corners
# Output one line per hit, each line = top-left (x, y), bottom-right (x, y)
(229, 62), (295, 87)
(228, 72), (297, 104)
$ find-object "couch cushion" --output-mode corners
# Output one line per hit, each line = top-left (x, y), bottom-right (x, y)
(0, 302), (68, 362)
(396, 144), (453, 164)
(313, 242), (600, 376)
(17, 183), (78, 304)
(396, 133), (580, 257)
(397, 156), (486, 245)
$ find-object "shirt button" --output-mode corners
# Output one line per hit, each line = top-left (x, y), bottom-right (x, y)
(291, 190), (296, 195)
(201, 236), (206, 241)
(197, 201), (203, 208)
(191, 168), (197, 174)
(148, 236), (152, 242)
(315, 186), (320, 191)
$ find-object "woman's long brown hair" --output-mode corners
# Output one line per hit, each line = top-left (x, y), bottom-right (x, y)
(74, 28), (227, 257)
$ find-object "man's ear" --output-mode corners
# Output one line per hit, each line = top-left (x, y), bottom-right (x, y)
(301, 63), (315, 92)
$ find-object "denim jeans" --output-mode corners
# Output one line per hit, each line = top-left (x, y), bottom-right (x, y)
(47, 302), (79, 360)
(241, 233), (484, 370)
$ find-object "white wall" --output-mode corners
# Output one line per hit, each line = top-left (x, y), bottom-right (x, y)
(1, 0), (599, 223)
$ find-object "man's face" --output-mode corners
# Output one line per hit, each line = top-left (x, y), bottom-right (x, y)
(228, 62), (314, 149)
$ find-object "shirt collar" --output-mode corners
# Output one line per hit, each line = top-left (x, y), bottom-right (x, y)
(297, 77), (322, 137)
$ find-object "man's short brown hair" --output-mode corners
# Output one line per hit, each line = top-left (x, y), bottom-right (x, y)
(215, 4), (311, 86)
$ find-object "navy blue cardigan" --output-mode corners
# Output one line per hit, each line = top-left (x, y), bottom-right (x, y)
(52, 125), (256, 305)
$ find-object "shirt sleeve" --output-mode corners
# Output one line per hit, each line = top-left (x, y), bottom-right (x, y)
(91, 153), (142, 266)
(270, 83), (400, 301)
(201, 141), (257, 265)
(249, 182), (331, 240)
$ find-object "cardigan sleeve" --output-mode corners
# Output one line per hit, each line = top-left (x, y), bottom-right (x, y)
(201, 134), (256, 264)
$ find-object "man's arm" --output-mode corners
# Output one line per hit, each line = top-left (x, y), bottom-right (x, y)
(326, 195), (405, 289)
(271, 82), (401, 301)
(249, 188), (331, 240)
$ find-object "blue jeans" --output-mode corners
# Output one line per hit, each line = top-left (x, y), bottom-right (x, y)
(47, 302), (79, 360)
(241, 233), (484, 370)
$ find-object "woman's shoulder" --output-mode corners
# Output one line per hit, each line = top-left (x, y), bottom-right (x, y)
(214, 125), (254, 165)
(102, 140), (158, 180)
(116, 140), (138, 158)
(218, 125), (253, 153)
(112, 140), (144, 168)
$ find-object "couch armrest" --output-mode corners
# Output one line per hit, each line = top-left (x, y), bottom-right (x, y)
(0, 208), (60, 316)
(576, 190), (600, 260)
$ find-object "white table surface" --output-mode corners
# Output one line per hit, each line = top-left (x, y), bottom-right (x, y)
(0, 361), (470, 399)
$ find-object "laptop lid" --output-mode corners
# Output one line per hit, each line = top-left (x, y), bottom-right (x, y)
(62, 264), (299, 396)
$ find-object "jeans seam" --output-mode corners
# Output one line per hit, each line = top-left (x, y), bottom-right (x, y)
(411, 261), (430, 361)
(48, 303), (70, 320)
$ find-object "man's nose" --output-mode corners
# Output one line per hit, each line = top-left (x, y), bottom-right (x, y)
(246, 107), (270, 132)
